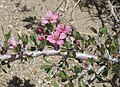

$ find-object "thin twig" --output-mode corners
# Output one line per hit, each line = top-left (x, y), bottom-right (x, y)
(70, 0), (81, 18)
(41, 0), (48, 11)
(0, 49), (120, 65)
(70, 0), (81, 28)
(93, 0), (105, 27)
(107, 0), (119, 23)
(54, 0), (65, 13)
(61, 0), (70, 19)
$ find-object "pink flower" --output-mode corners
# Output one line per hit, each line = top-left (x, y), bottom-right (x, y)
(41, 11), (59, 25)
(70, 36), (75, 44)
(38, 26), (43, 33)
(82, 60), (93, 70)
(82, 60), (88, 68)
(47, 31), (66, 45)
(18, 40), (28, 51)
(77, 40), (81, 47)
(8, 36), (17, 50)
(56, 24), (72, 33)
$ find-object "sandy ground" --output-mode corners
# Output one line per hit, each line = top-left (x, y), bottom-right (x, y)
(0, 0), (110, 87)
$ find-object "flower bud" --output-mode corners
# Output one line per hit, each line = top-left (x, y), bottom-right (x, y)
(38, 37), (44, 41)
(38, 26), (43, 33)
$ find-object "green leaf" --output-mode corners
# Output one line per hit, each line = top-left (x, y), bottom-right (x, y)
(90, 27), (97, 34)
(64, 41), (71, 49)
(65, 84), (70, 87)
(80, 79), (86, 87)
(76, 32), (80, 40)
(17, 33), (21, 40)
(68, 51), (76, 57)
(65, 82), (74, 87)
(73, 29), (81, 40)
(111, 37), (116, 47)
(45, 76), (51, 81)
(86, 58), (94, 64)
(59, 71), (69, 80)
(13, 44), (21, 53)
(3, 42), (9, 50)
(102, 68), (108, 77)
(30, 35), (36, 45)
(97, 44), (105, 54)
(60, 48), (66, 52)
(87, 70), (94, 75)
(5, 30), (11, 41)
(110, 37), (119, 53)
(85, 40), (90, 48)
(53, 80), (59, 87)
(72, 65), (82, 75)
(40, 40), (46, 47)
(25, 35), (29, 44)
(96, 75), (103, 81)
(99, 27), (107, 36)
(41, 65), (52, 73)
(88, 36), (96, 45)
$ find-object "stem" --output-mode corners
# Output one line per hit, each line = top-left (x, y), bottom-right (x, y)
(0, 49), (120, 65)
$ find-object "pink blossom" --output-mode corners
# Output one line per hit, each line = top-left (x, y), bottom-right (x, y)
(77, 40), (81, 47)
(38, 26), (43, 33)
(82, 60), (88, 68)
(56, 24), (72, 33)
(70, 36), (75, 44)
(47, 31), (66, 45)
(8, 36), (17, 50)
(18, 40), (28, 51)
(41, 11), (59, 25)
(82, 60), (93, 70)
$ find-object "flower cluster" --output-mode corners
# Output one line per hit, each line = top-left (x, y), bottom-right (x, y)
(47, 24), (72, 46)
(38, 11), (72, 46)
(0, 10), (119, 87)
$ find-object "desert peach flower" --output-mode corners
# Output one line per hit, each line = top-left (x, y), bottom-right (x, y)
(38, 26), (43, 33)
(77, 40), (81, 47)
(47, 31), (66, 45)
(70, 36), (75, 44)
(82, 60), (88, 68)
(18, 40), (28, 51)
(41, 11), (59, 25)
(8, 36), (17, 49)
(56, 24), (72, 33)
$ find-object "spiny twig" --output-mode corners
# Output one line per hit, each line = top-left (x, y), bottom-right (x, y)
(107, 0), (119, 23)
(0, 49), (120, 65)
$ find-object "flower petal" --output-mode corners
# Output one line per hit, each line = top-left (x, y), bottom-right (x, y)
(59, 33), (67, 39)
(53, 14), (59, 20)
(57, 40), (64, 45)
(46, 11), (53, 17)
(65, 26), (72, 33)
(8, 37), (17, 47)
(47, 35), (56, 43)
(54, 31), (60, 37)
(50, 20), (57, 24)
(41, 18), (49, 25)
